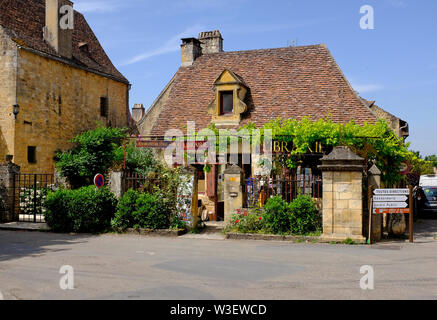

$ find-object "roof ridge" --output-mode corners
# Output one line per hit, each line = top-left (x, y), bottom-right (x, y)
(199, 43), (324, 56)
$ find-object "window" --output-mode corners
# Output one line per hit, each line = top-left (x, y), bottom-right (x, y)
(220, 91), (233, 114)
(100, 97), (108, 117)
(27, 146), (36, 164)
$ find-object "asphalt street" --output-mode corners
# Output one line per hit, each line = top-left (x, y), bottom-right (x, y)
(0, 220), (437, 300)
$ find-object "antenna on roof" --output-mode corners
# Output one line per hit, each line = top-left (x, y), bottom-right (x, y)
(287, 39), (298, 47)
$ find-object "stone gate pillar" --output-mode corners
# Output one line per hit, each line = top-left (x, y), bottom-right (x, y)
(318, 146), (366, 243)
(368, 164), (382, 242)
(224, 165), (244, 223)
(0, 155), (20, 222)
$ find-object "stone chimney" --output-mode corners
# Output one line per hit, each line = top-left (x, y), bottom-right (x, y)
(180, 38), (202, 67)
(43, 0), (74, 59)
(132, 104), (145, 122)
(198, 30), (223, 54)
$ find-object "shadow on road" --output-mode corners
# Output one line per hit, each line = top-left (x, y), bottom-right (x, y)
(0, 230), (94, 262)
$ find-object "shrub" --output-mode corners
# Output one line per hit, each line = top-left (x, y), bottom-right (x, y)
(262, 196), (290, 234)
(227, 209), (264, 234)
(288, 195), (320, 235)
(111, 189), (140, 230)
(111, 190), (185, 230)
(44, 186), (117, 233)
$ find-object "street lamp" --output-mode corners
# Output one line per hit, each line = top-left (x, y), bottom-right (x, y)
(12, 104), (19, 120)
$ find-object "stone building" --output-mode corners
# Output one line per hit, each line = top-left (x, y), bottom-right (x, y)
(0, 0), (130, 173)
(133, 30), (408, 220)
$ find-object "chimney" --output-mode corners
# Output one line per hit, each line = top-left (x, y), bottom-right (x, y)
(132, 104), (145, 122)
(180, 37), (202, 67)
(198, 30), (223, 54)
(44, 0), (74, 59)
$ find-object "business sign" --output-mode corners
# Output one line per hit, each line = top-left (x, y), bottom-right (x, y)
(136, 140), (172, 149)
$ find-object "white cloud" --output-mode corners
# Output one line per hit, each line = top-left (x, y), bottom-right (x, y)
(74, 0), (122, 13)
(352, 83), (384, 93)
(121, 25), (204, 66)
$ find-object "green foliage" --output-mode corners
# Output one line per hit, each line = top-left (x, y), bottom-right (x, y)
(110, 189), (139, 230)
(342, 238), (356, 245)
(288, 195), (320, 235)
(259, 116), (411, 186)
(425, 155), (437, 168)
(226, 196), (320, 235)
(262, 196), (291, 234)
(55, 125), (127, 188)
(44, 186), (117, 233)
(226, 209), (264, 234)
(111, 190), (185, 230)
(121, 143), (160, 176)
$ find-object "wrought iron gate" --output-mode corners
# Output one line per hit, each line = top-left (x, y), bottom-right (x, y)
(12, 174), (55, 223)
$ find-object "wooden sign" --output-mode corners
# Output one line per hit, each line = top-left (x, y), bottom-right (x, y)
(136, 140), (171, 149)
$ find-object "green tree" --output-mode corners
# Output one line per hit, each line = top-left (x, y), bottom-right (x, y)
(55, 125), (127, 188)
(425, 155), (437, 167)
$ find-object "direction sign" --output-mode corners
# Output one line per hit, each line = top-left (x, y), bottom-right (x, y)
(373, 195), (408, 202)
(373, 188), (409, 195)
(373, 201), (408, 208)
(94, 174), (105, 189)
(374, 208), (410, 214)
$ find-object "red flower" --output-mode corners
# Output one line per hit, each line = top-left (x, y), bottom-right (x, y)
(243, 212), (247, 217)
(235, 220), (240, 224)
(258, 217), (262, 221)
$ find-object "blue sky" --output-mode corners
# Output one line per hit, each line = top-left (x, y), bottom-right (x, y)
(73, 0), (436, 156)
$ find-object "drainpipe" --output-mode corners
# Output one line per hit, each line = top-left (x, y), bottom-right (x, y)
(126, 83), (132, 128)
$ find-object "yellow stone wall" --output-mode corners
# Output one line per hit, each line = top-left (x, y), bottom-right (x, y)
(0, 26), (18, 165)
(322, 171), (365, 241)
(9, 48), (128, 173)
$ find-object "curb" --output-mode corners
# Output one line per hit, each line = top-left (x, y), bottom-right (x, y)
(122, 228), (187, 237)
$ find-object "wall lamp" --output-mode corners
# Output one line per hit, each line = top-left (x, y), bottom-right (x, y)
(13, 104), (19, 120)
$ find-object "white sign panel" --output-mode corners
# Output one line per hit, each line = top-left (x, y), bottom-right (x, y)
(373, 195), (408, 202)
(373, 189), (409, 195)
(373, 201), (408, 209)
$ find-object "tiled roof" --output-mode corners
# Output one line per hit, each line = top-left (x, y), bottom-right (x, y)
(150, 44), (377, 136)
(0, 0), (128, 83)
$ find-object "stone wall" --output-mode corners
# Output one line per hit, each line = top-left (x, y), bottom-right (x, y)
(0, 26), (18, 165)
(13, 49), (128, 173)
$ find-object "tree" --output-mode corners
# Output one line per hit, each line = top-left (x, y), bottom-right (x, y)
(55, 125), (127, 188)
(425, 155), (437, 168)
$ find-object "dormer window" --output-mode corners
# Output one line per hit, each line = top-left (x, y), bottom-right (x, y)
(208, 69), (248, 125)
(220, 91), (233, 115)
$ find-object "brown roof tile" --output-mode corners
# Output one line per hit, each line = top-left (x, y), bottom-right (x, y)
(150, 44), (377, 136)
(0, 0), (128, 83)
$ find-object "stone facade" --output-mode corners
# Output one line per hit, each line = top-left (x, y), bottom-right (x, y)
(319, 147), (366, 243)
(223, 165), (244, 223)
(0, 26), (18, 165)
(0, 44), (129, 174)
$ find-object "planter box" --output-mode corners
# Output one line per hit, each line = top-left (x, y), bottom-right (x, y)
(225, 232), (320, 243)
(123, 228), (187, 237)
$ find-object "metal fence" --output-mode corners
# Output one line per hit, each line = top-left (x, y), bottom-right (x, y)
(12, 174), (55, 223)
(244, 175), (322, 208)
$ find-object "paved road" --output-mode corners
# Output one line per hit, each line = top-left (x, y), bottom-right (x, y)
(0, 220), (437, 300)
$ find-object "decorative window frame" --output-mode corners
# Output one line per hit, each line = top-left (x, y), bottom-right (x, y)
(208, 69), (248, 125)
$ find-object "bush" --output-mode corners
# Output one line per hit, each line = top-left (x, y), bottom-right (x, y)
(111, 189), (140, 230)
(112, 190), (185, 230)
(226, 209), (264, 234)
(262, 196), (290, 234)
(55, 125), (127, 188)
(288, 195), (320, 235)
(44, 186), (117, 233)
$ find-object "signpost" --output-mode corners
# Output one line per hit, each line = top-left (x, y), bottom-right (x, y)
(371, 186), (413, 244)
